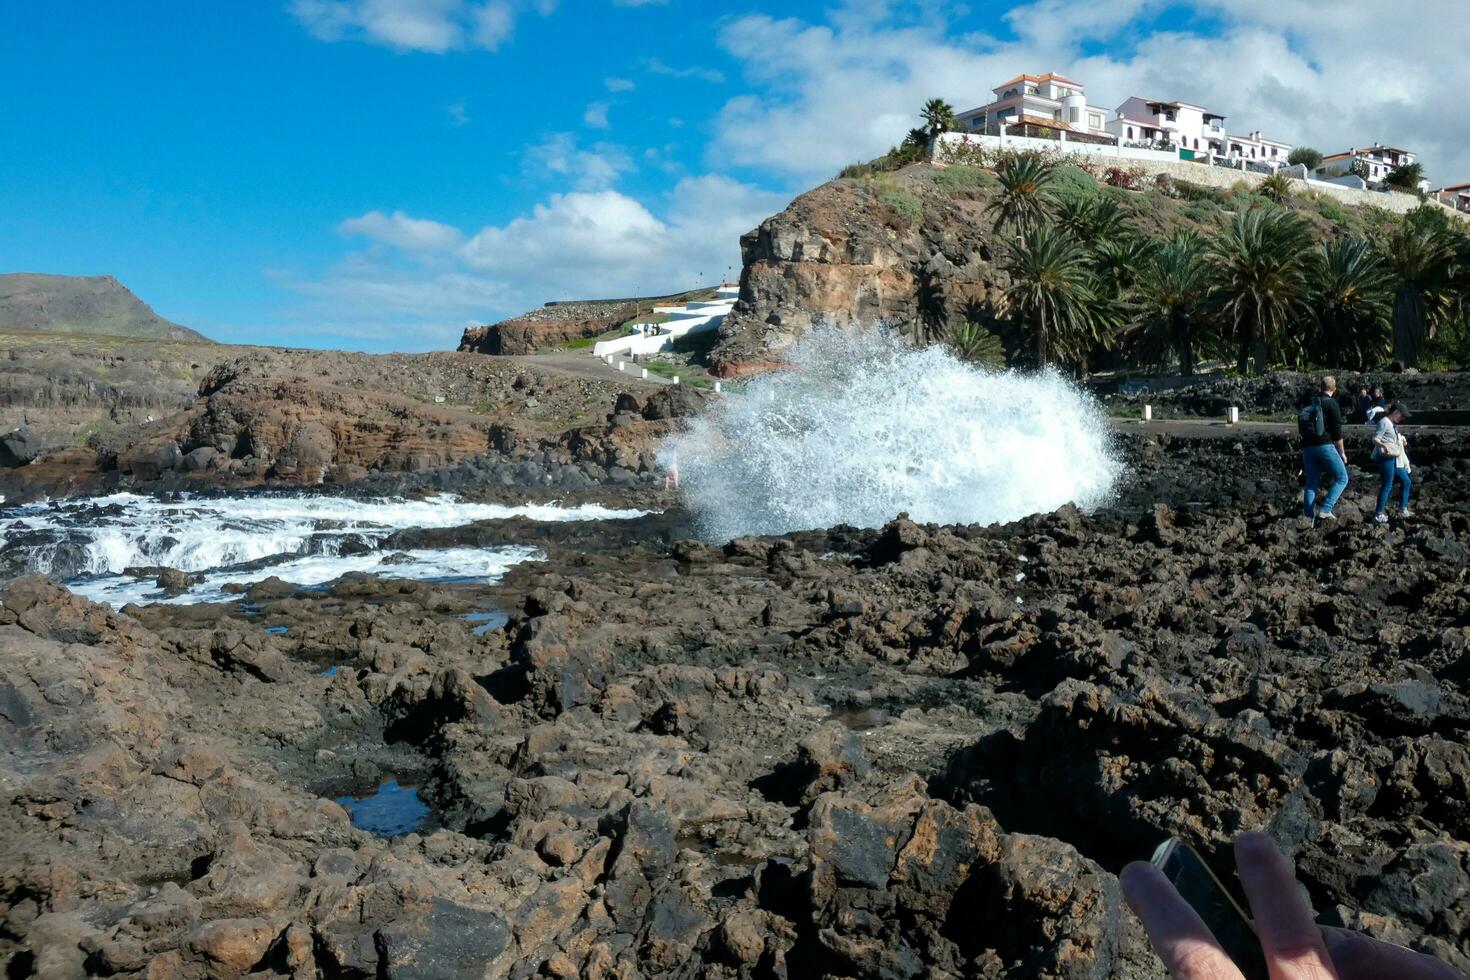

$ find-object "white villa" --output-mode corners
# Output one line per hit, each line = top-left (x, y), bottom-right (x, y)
(1435, 182), (1470, 213)
(954, 73), (1112, 140)
(1106, 97), (1292, 163)
(1314, 145), (1429, 191)
(592, 285), (739, 360)
(955, 74), (1294, 166)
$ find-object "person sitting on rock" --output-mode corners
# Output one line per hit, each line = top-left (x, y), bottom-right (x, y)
(1372, 385), (1387, 409)
(1371, 402), (1414, 524)
(1298, 375), (1348, 522)
(1354, 385), (1372, 422)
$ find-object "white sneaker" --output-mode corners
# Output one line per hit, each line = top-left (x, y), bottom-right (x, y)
(1317, 511), (1337, 521)
(1400, 508), (1415, 519)
(1373, 513), (1389, 525)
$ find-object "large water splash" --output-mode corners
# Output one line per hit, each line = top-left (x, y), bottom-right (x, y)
(662, 327), (1122, 541)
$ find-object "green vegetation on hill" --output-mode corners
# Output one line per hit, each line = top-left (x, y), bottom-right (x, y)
(843, 107), (1470, 375)
(0, 273), (210, 342)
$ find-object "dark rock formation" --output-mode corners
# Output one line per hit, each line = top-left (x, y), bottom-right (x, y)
(5, 426), (1470, 977)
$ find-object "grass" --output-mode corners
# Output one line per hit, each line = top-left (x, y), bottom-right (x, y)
(930, 165), (996, 195)
(562, 336), (599, 350)
(644, 360), (714, 388)
(868, 175), (924, 222)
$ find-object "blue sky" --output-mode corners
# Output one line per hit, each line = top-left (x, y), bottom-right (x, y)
(2, 0), (1463, 352)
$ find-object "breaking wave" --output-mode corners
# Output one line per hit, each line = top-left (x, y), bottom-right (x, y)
(663, 327), (1121, 541)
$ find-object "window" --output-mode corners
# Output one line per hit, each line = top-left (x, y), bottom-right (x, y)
(1069, 108), (1080, 122)
(1271, 147), (1278, 156)
(1128, 126), (1135, 139)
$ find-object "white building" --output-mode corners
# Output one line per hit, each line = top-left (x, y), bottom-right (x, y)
(1435, 182), (1470, 213)
(1106, 97), (1291, 164)
(1315, 145), (1427, 190)
(955, 72), (1111, 139)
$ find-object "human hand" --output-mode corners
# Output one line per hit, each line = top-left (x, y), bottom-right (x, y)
(1121, 832), (1467, 979)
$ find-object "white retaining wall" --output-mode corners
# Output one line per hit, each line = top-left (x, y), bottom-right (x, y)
(936, 132), (1467, 222)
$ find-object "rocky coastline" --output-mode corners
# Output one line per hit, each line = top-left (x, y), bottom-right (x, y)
(5, 421), (1470, 978)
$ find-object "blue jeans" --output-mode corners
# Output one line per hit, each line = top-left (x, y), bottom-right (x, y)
(1302, 444), (1348, 516)
(1375, 456), (1412, 514)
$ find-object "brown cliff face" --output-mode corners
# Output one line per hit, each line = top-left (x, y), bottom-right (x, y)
(459, 302), (634, 355)
(710, 165), (1012, 377)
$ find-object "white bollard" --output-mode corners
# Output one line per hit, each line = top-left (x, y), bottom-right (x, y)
(1143, 404), (1152, 421)
(618, 361), (625, 372)
(640, 368), (648, 379)
(714, 381), (722, 394)
(673, 376), (680, 385)
(1228, 406), (1240, 425)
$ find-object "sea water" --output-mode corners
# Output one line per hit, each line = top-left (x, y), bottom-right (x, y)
(663, 326), (1121, 540)
(0, 492), (649, 606)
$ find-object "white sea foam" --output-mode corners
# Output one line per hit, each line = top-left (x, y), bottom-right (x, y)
(0, 492), (649, 607)
(662, 326), (1121, 541)
(68, 545), (540, 607)
(0, 493), (647, 577)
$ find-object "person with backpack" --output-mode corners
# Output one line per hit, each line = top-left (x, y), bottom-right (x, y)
(1371, 402), (1414, 524)
(1299, 375), (1348, 522)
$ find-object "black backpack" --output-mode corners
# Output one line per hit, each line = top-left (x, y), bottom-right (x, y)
(1298, 396), (1326, 439)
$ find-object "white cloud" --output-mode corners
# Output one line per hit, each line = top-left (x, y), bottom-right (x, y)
(583, 100), (611, 129)
(605, 76), (636, 92)
(711, 0), (1470, 183)
(446, 100), (470, 126)
(292, 177), (787, 339)
(338, 210), (466, 252)
(646, 57), (725, 84)
(288, 0), (552, 52)
(522, 133), (633, 190)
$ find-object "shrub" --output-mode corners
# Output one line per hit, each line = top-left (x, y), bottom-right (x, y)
(1173, 179), (1229, 205)
(931, 164), (996, 194)
(937, 136), (994, 169)
(1102, 167), (1140, 190)
(1316, 196), (1347, 223)
(872, 177), (924, 222)
(1051, 164), (1099, 200)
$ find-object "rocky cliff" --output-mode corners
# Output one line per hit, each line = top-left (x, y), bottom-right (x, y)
(711, 166), (1014, 377)
(0, 344), (704, 500)
(460, 301), (634, 356)
(0, 273), (210, 342)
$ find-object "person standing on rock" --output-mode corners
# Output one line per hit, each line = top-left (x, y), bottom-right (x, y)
(1299, 375), (1349, 522)
(1371, 402), (1414, 524)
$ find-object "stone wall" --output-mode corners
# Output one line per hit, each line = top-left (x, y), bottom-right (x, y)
(937, 132), (1467, 222)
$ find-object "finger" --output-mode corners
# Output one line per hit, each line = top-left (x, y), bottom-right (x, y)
(1321, 927), (1468, 980)
(1234, 833), (1338, 980)
(1122, 862), (1247, 980)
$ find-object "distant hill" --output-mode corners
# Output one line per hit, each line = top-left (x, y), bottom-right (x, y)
(0, 273), (211, 342)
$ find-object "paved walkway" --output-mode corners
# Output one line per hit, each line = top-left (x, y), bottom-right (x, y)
(519, 349), (676, 387)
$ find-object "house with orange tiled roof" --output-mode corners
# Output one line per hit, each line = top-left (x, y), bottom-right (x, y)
(1434, 182), (1470, 213)
(1314, 144), (1429, 191)
(954, 72), (1112, 139)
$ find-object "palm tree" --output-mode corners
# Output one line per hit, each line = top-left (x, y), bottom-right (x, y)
(948, 320), (1007, 369)
(988, 153), (1058, 235)
(1310, 237), (1393, 370)
(1002, 223), (1101, 367)
(1259, 173), (1294, 204)
(1384, 162), (1425, 193)
(1207, 207), (1318, 376)
(1381, 216), (1455, 366)
(921, 98), (956, 147)
(1092, 236), (1157, 303)
(1053, 195), (1129, 246)
(1129, 232), (1215, 376)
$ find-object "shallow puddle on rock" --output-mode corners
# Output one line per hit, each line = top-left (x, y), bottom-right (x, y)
(263, 625), (289, 636)
(335, 779), (433, 838)
(459, 610), (510, 637)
